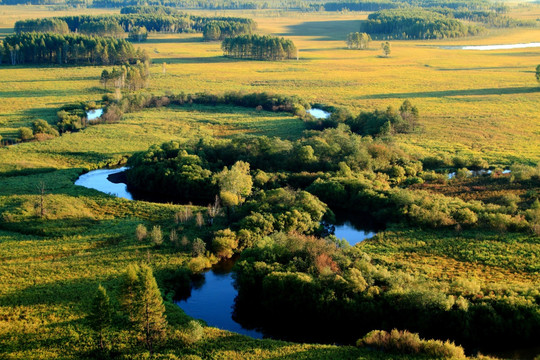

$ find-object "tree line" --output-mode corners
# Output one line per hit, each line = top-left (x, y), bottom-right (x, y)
(221, 34), (297, 60)
(202, 20), (254, 41)
(0, 32), (148, 66)
(14, 12), (257, 39)
(323, 0), (506, 12)
(430, 7), (537, 28)
(363, 9), (484, 39)
(13, 18), (70, 34)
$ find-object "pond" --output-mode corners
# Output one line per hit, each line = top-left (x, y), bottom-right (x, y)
(307, 108), (331, 119)
(86, 108), (103, 122)
(74, 167), (133, 200)
(441, 42), (540, 51)
(175, 258), (263, 339)
(333, 221), (376, 245)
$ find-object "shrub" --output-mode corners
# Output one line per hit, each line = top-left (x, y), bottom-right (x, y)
(177, 320), (204, 346)
(32, 119), (59, 137)
(18, 127), (34, 141)
(357, 329), (466, 359)
(212, 229), (238, 259)
(188, 256), (211, 273)
(135, 224), (147, 241)
(150, 225), (163, 246)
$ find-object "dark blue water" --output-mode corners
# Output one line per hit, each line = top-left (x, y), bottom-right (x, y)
(175, 261), (263, 339)
(175, 220), (376, 338)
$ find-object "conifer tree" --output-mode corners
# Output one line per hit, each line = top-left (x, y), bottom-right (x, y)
(88, 284), (113, 351)
(131, 264), (168, 353)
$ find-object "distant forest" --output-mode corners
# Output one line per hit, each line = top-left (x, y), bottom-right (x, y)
(1, 33), (147, 65)
(363, 9), (484, 39)
(14, 9), (257, 39)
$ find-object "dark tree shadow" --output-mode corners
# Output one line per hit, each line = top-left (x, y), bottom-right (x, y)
(279, 20), (362, 41)
(358, 86), (540, 99)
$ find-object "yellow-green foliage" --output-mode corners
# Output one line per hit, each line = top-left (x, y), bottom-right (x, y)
(358, 329), (466, 359)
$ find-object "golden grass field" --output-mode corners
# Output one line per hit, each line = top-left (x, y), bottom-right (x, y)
(1, 5), (540, 168)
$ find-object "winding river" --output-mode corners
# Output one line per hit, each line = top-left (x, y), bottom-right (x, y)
(74, 167), (538, 358)
(75, 167), (376, 338)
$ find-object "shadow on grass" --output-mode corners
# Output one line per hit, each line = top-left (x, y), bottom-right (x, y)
(144, 36), (202, 44)
(358, 86), (540, 99)
(0, 76), (96, 83)
(487, 51), (540, 57)
(152, 56), (240, 64)
(436, 66), (530, 72)
(0, 88), (94, 98)
(279, 20), (362, 41)
(199, 332), (365, 359)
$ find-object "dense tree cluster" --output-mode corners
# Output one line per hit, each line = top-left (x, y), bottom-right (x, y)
(1, 32), (148, 65)
(305, 100), (418, 136)
(324, 0), (506, 12)
(233, 232), (540, 349)
(432, 7), (536, 28)
(14, 18), (69, 34)
(101, 61), (150, 91)
(14, 12), (256, 39)
(79, 19), (125, 37)
(128, 26), (149, 42)
(347, 100), (419, 135)
(324, 0), (401, 12)
(363, 9), (484, 39)
(222, 35), (297, 60)
(202, 20), (255, 41)
(97, 0), (263, 9)
(346, 32), (371, 49)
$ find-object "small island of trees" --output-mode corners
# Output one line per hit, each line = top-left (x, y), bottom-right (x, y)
(222, 34), (297, 60)
(346, 32), (372, 49)
(363, 9), (484, 39)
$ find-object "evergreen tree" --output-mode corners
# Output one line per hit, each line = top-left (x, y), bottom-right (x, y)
(88, 284), (113, 351)
(131, 264), (168, 353)
(121, 263), (140, 316)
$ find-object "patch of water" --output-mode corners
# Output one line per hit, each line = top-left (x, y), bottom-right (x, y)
(176, 267), (263, 339)
(333, 221), (376, 245)
(86, 109), (103, 121)
(307, 108), (331, 119)
(74, 167), (133, 200)
(441, 42), (540, 51)
(447, 169), (511, 179)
